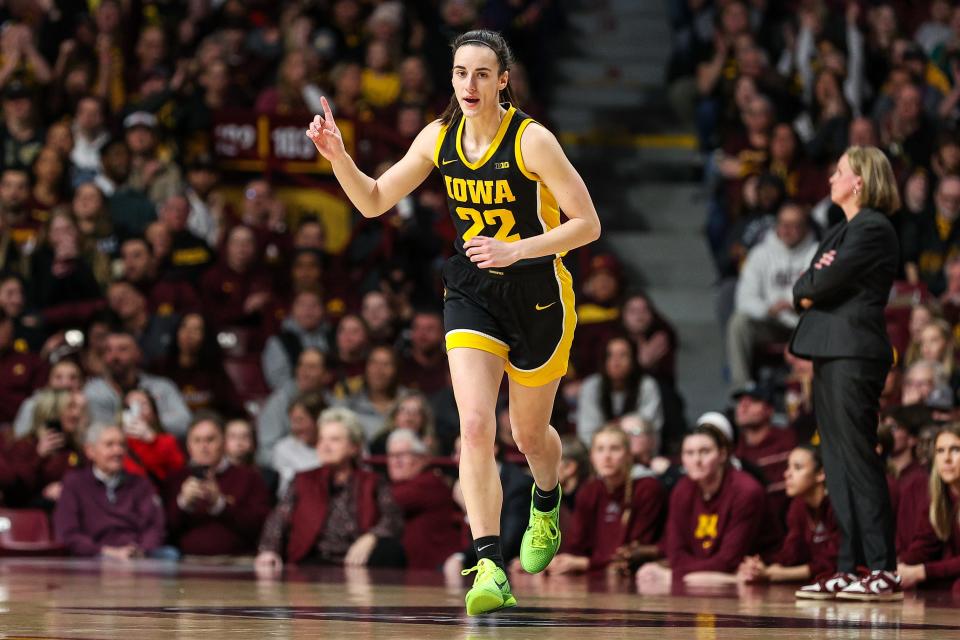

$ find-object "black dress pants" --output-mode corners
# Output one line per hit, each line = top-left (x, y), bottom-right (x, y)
(812, 357), (895, 572)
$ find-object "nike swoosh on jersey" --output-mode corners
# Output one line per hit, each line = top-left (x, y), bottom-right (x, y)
(442, 158), (458, 165)
(535, 302), (558, 311)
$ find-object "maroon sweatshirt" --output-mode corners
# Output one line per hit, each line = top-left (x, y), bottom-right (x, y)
(899, 492), (960, 584)
(163, 463), (272, 555)
(7, 436), (85, 504)
(896, 468), (930, 555)
(53, 467), (166, 556)
(663, 468), (766, 577)
(390, 470), (462, 570)
(137, 278), (201, 317)
(199, 262), (273, 330)
(735, 426), (797, 521)
(772, 495), (839, 577)
(0, 349), (46, 424)
(567, 476), (665, 570)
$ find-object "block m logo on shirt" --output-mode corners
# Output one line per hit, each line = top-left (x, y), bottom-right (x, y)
(695, 514), (718, 549)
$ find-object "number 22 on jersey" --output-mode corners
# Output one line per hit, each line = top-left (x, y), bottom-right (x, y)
(457, 207), (521, 243)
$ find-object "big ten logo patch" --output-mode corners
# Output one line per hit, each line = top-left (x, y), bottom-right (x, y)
(694, 514), (718, 550)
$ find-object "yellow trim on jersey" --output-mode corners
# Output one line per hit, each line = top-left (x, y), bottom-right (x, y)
(515, 118), (539, 180)
(456, 106), (516, 170)
(539, 183), (561, 230)
(506, 259), (577, 387)
(433, 122), (448, 168)
(446, 329), (509, 360)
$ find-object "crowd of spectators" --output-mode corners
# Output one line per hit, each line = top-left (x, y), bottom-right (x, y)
(0, 0), (955, 598)
(658, 0), (960, 593)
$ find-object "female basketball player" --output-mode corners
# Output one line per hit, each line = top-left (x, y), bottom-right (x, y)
(306, 30), (600, 615)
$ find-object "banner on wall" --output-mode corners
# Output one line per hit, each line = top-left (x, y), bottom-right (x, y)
(212, 110), (356, 174)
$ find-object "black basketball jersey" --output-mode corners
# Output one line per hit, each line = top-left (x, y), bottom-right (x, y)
(433, 104), (561, 272)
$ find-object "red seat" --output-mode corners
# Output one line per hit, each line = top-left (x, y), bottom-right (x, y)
(0, 509), (67, 556)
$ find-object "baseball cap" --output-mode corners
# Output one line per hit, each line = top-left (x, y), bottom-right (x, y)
(123, 111), (158, 130)
(731, 380), (776, 406)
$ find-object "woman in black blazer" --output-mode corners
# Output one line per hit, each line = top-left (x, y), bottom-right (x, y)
(790, 146), (903, 602)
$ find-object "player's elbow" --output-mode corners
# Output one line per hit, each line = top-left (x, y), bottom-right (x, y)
(586, 218), (602, 242)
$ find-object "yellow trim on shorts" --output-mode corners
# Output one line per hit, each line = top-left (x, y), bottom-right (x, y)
(456, 106), (516, 170)
(433, 122), (449, 168)
(446, 329), (509, 360)
(505, 258), (577, 387)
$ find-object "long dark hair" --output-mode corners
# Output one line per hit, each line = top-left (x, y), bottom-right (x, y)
(169, 312), (226, 372)
(599, 336), (644, 422)
(439, 29), (518, 126)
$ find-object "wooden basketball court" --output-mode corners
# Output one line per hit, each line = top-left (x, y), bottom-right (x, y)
(0, 558), (957, 639)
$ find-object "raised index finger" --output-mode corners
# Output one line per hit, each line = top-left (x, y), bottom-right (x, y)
(321, 96), (335, 125)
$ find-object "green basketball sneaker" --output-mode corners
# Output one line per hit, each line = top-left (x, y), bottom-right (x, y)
(461, 558), (517, 615)
(519, 483), (562, 574)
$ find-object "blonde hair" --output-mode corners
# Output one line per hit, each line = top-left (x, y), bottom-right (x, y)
(844, 146), (901, 213)
(929, 423), (960, 541)
(922, 319), (955, 377)
(318, 406), (366, 460)
(30, 389), (72, 435)
(590, 424), (633, 526)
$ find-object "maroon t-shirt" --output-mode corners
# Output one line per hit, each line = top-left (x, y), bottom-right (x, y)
(567, 476), (665, 570)
(663, 468), (766, 577)
(773, 495), (839, 577)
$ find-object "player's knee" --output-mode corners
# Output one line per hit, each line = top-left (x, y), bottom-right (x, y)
(460, 411), (495, 449)
(511, 425), (546, 455)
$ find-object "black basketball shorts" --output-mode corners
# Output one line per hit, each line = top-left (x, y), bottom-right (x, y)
(441, 253), (576, 386)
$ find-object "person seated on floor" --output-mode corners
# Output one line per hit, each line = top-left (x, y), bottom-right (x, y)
(897, 423), (960, 590)
(10, 388), (90, 508)
(738, 444), (840, 586)
(254, 407), (405, 574)
(368, 390), (437, 456)
(120, 389), (185, 486)
(636, 424), (766, 586)
(272, 391), (325, 497)
(558, 434), (591, 511)
(53, 423), (169, 559)
(163, 415), (272, 556)
(545, 425), (665, 575)
(732, 380), (797, 520)
(385, 429), (461, 571)
(622, 413), (676, 484)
